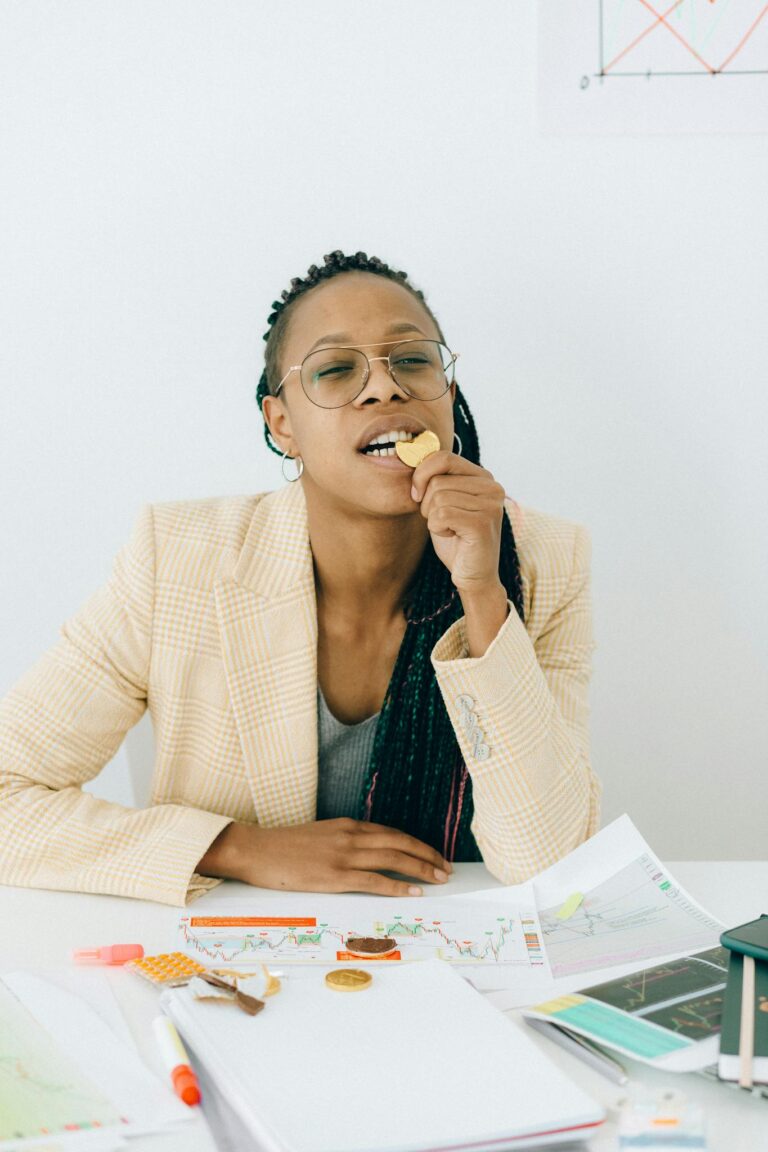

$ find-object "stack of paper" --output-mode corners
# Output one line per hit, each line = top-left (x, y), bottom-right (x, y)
(162, 959), (604, 1152)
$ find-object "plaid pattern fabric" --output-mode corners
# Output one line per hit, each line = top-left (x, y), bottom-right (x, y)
(0, 485), (599, 905)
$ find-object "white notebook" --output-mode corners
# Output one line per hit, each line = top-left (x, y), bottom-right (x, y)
(162, 959), (604, 1152)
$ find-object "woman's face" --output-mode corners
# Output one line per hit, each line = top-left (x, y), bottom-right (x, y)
(263, 271), (456, 519)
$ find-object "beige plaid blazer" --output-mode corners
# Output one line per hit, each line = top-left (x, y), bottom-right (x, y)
(0, 484), (600, 905)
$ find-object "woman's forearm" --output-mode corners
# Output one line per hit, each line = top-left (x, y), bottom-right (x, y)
(196, 821), (255, 880)
(458, 580), (510, 657)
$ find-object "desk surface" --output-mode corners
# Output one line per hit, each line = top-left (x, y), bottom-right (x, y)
(2, 862), (767, 1152)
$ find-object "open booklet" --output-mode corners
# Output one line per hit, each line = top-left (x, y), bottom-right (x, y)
(523, 945), (730, 1073)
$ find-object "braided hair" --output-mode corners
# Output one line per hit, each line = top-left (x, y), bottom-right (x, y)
(256, 250), (525, 861)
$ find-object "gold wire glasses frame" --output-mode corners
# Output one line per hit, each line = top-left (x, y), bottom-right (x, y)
(274, 338), (460, 409)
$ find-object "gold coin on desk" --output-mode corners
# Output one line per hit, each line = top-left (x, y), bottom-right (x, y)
(325, 968), (372, 992)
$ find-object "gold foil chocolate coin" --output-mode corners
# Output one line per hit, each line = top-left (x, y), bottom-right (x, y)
(325, 968), (373, 992)
(395, 429), (440, 467)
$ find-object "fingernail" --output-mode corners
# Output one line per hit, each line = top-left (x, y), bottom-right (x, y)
(434, 868), (449, 882)
(408, 885), (422, 896)
(411, 485), (418, 501)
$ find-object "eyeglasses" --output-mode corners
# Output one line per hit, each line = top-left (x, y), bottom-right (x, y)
(275, 339), (459, 410)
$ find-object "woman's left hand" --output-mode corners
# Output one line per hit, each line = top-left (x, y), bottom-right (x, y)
(410, 452), (506, 594)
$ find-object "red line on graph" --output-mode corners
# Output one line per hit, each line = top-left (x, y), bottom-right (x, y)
(635, 0), (717, 72)
(605, 0), (768, 76)
(717, 3), (768, 71)
(603, 0), (685, 74)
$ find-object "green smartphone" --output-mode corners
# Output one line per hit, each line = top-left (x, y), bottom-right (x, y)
(718, 914), (768, 1084)
(720, 914), (768, 960)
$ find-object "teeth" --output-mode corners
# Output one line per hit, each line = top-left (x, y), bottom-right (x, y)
(364, 430), (415, 450)
(368, 446), (399, 457)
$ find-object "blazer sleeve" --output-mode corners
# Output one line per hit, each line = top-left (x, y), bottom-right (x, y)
(0, 505), (233, 905)
(430, 521), (600, 883)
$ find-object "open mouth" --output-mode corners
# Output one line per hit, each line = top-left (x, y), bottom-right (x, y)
(359, 430), (416, 458)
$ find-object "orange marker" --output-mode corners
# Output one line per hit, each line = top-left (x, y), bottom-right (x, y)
(152, 1015), (201, 1106)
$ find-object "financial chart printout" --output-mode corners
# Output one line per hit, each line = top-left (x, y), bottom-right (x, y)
(0, 982), (123, 1141)
(538, 853), (723, 979)
(178, 897), (547, 969)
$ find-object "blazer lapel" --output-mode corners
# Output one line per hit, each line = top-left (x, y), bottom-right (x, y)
(214, 484), (318, 828)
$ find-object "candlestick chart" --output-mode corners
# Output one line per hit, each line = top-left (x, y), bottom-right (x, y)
(178, 899), (547, 968)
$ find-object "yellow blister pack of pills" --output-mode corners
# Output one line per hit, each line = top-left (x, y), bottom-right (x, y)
(126, 951), (208, 986)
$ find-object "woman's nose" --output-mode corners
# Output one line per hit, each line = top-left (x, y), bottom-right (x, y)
(357, 356), (407, 403)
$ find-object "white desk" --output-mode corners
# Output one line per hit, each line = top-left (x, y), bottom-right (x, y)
(2, 862), (767, 1151)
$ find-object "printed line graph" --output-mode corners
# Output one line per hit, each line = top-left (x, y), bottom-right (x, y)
(181, 915), (516, 963)
(582, 954), (727, 1013)
(178, 900), (547, 968)
(538, 854), (722, 978)
(375, 916), (515, 961)
(643, 990), (725, 1038)
(597, 0), (768, 77)
(181, 920), (344, 962)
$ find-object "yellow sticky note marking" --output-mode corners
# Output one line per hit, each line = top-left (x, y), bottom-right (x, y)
(556, 892), (584, 920)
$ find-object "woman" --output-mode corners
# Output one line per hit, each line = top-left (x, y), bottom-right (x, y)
(0, 250), (600, 906)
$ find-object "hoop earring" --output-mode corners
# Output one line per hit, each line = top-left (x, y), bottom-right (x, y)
(281, 453), (304, 482)
(453, 432), (463, 457)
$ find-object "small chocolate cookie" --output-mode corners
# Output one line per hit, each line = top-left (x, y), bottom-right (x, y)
(345, 936), (398, 956)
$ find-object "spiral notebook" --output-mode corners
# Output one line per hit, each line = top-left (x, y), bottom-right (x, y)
(161, 959), (604, 1152)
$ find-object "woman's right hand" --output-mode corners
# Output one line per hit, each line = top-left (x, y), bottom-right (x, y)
(196, 818), (453, 897)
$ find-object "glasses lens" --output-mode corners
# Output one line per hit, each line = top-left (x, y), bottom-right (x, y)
(301, 348), (367, 408)
(390, 341), (453, 399)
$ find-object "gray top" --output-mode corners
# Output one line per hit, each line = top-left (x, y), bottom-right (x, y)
(316, 686), (380, 820)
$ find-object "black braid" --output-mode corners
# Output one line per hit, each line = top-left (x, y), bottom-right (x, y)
(256, 251), (525, 860)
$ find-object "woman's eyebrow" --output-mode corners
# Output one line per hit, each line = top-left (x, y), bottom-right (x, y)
(306, 322), (426, 355)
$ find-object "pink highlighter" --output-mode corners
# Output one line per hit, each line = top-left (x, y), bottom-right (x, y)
(73, 943), (145, 965)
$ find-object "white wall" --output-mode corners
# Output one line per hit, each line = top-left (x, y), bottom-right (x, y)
(1, 0), (766, 859)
